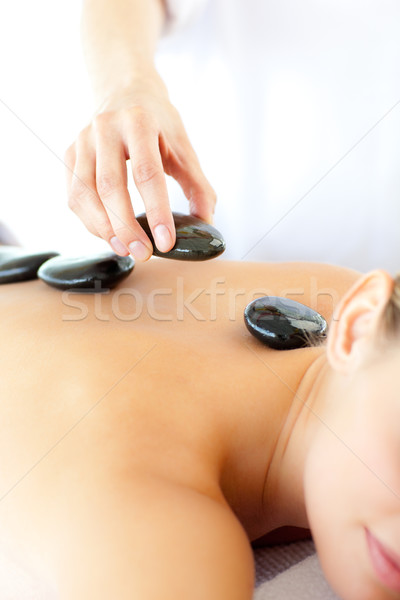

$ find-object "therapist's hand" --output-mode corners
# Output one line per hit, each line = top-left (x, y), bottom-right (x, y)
(64, 72), (216, 261)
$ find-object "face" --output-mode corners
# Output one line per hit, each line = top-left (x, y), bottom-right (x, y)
(304, 345), (400, 600)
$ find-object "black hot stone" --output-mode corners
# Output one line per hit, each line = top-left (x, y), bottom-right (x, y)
(136, 212), (225, 261)
(38, 252), (134, 291)
(244, 296), (328, 350)
(0, 247), (60, 284)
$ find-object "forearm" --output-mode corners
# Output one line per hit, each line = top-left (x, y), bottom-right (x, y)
(81, 0), (166, 106)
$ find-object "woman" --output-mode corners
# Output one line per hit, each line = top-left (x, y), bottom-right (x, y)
(0, 254), (399, 599)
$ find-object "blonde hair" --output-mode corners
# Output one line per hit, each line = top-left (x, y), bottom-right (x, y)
(383, 274), (400, 335)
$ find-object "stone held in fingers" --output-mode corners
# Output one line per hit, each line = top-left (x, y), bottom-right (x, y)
(244, 296), (328, 350)
(0, 247), (60, 284)
(38, 252), (134, 292)
(136, 212), (226, 261)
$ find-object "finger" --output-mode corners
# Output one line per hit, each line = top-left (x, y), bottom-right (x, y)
(160, 134), (217, 224)
(68, 135), (128, 255)
(94, 117), (153, 261)
(126, 113), (176, 253)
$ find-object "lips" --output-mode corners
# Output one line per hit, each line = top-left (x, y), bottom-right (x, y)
(366, 528), (400, 592)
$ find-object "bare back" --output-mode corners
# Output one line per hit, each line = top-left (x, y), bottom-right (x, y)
(0, 258), (358, 588)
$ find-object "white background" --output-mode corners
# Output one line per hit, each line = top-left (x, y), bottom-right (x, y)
(0, 1), (115, 255)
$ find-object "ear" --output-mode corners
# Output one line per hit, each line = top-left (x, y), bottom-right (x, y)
(327, 270), (394, 373)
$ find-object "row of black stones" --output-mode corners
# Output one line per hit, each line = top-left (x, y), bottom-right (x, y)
(0, 213), (226, 290)
(0, 217), (325, 349)
(0, 247), (134, 290)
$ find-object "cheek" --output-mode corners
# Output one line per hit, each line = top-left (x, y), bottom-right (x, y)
(304, 433), (393, 600)
(355, 413), (400, 499)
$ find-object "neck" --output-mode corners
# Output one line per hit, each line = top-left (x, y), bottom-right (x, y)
(263, 349), (332, 532)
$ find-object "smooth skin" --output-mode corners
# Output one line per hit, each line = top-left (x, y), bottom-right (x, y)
(1, 258), (400, 599)
(64, 0), (216, 262)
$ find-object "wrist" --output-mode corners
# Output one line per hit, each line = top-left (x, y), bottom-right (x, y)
(92, 65), (169, 115)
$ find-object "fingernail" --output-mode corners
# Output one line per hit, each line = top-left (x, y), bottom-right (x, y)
(110, 236), (129, 255)
(128, 240), (152, 261)
(154, 224), (173, 253)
